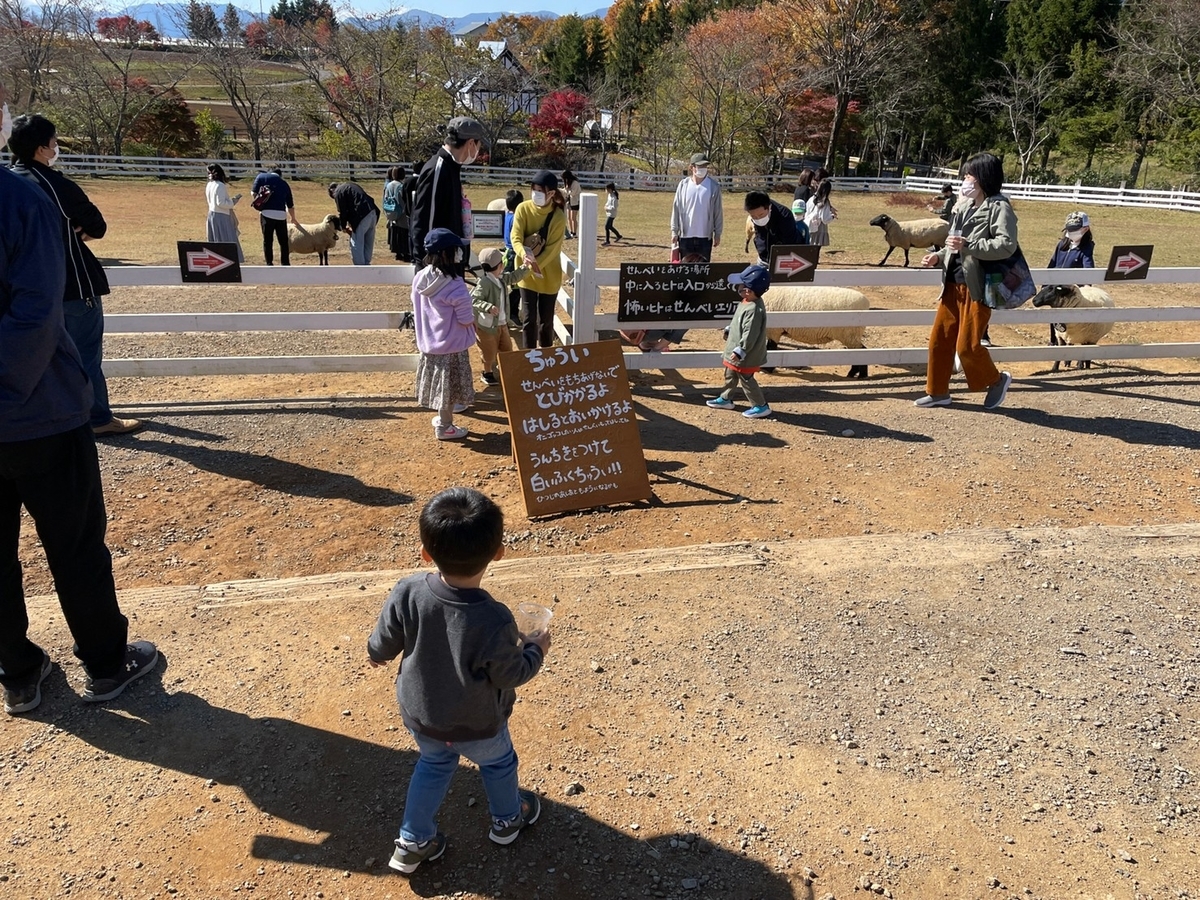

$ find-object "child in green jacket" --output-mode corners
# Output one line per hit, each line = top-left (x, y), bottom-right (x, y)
(706, 265), (772, 419)
(471, 247), (528, 385)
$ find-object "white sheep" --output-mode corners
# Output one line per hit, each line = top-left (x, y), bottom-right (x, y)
(1031, 283), (1115, 372)
(287, 214), (341, 265)
(868, 214), (949, 267)
(763, 285), (870, 378)
(487, 198), (508, 211)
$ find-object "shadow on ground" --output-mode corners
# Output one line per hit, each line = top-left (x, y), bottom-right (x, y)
(50, 665), (800, 899)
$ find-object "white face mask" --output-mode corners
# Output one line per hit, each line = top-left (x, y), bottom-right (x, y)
(1066, 229), (1084, 242)
(694, 167), (708, 180)
(0, 104), (11, 150)
(531, 190), (548, 207)
(453, 247), (463, 263)
(750, 213), (769, 227)
(464, 144), (478, 165)
(45, 145), (59, 167)
(959, 178), (978, 199)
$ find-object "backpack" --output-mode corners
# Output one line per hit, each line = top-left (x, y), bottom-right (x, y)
(382, 192), (396, 214)
(250, 184), (272, 211)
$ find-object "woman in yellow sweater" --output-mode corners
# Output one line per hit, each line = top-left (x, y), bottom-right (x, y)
(510, 170), (568, 349)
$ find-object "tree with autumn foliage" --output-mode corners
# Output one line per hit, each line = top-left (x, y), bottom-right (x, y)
(527, 87), (589, 155)
(96, 16), (159, 45)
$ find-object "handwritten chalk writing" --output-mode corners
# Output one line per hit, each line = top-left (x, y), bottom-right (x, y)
(528, 438), (613, 467)
(535, 382), (612, 409)
(521, 367), (620, 392)
(529, 461), (625, 494)
(524, 345), (591, 373)
(521, 400), (635, 435)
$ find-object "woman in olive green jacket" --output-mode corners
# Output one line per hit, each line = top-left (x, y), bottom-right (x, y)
(917, 152), (1014, 411)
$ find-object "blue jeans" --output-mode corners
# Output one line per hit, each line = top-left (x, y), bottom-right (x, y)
(400, 724), (520, 843)
(350, 210), (378, 265)
(62, 297), (111, 427)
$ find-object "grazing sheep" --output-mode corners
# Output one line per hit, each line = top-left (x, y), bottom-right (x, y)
(487, 198), (507, 211)
(743, 214), (755, 253)
(763, 285), (871, 378)
(1031, 283), (1115, 372)
(287, 214), (341, 265)
(868, 214), (949, 267)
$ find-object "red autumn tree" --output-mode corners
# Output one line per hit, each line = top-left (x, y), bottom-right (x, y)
(528, 88), (589, 154)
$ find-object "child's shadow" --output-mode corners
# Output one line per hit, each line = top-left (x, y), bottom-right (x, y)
(56, 678), (801, 898)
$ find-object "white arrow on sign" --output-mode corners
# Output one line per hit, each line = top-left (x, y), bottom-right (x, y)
(1113, 251), (1148, 276)
(186, 248), (236, 276)
(773, 253), (814, 276)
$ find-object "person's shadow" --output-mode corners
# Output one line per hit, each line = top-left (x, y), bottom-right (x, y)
(53, 662), (802, 898)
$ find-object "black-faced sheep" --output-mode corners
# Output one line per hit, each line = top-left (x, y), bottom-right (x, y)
(287, 214), (342, 265)
(763, 285), (871, 378)
(1031, 283), (1115, 372)
(868, 214), (949, 267)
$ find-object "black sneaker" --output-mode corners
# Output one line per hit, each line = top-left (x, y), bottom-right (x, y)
(4, 652), (52, 715)
(82, 641), (159, 702)
(388, 833), (447, 874)
(480, 371), (499, 386)
(489, 790), (541, 845)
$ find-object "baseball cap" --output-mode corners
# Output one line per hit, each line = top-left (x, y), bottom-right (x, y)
(728, 265), (770, 297)
(479, 247), (504, 269)
(690, 153), (710, 167)
(446, 116), (485, 142)
(1065, 211), (1090, 230)
(424, 227), (467, 252)
(531, 169), (559, 190)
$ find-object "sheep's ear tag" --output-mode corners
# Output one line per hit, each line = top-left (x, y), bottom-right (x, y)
(1104, 244), (1153, 282)
(177, 241), (242, 284)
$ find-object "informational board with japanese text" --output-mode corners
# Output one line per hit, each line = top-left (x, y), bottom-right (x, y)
(617, 262), (744, 322)
(498, 341), (652, 517)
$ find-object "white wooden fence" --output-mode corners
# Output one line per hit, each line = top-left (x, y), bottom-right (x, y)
(104, 193), (1200, 378)
(43, 152), (1200, 212)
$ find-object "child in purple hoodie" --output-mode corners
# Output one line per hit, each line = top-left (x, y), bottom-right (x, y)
(412, 228), (476, 440)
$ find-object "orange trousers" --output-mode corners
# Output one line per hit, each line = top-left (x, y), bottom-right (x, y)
(926, 282), (1000, 395)
(476, 326), (514, 375)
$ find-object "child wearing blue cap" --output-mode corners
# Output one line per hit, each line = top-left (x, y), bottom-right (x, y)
(706, 265), (772, 419)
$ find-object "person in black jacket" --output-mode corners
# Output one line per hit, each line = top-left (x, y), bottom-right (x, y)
(744, 190), (801, 267)
(1, 85), (159, 715)
(327, 181), (380, 265)
(410, 116), (486, 261)
(8, 114), (142, 435)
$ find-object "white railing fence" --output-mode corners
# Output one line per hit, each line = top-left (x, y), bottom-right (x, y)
(103, 193), (1200, 379)
(38, 153), (1200, 214)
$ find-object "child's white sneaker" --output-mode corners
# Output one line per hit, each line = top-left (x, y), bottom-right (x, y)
(388, 833), (447, 873)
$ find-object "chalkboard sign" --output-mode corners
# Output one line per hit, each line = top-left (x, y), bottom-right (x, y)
(618, 262), (744, 322)
(498, 340), (652, 518)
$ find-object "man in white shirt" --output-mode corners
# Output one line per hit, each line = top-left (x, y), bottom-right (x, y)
(669, 152), (723, 262)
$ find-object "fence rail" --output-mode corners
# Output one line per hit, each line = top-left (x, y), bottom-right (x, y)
(101, 194), (1200, 379)
(41, 153), (1200, 213)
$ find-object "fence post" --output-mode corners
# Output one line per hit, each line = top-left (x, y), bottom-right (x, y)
(572, 192), (599, 345)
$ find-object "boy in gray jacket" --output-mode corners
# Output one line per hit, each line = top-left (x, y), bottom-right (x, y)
(471, 247), (527, 383)
(706, 265), (772, 419)
(368, 487), (550, 873)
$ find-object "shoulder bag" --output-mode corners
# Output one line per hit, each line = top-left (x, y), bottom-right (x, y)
(250, 184), (272, 211)
(980, 246), (1037, 309)
(522, 208), (556, 258)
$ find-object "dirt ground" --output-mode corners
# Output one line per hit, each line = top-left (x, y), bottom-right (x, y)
(4, 178), (1200, 899)
(4, 354), (1200, 900)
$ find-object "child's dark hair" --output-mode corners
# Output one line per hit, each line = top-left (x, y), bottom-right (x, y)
(813, 180), (832, 204)
(422, 247), (466, 279)
(605, 182), (618, 197)
(419, 487), (504, 577)
(963, 152), (1005, 197)
(744, 190), (770, 211)
(505, 189), (524, 211)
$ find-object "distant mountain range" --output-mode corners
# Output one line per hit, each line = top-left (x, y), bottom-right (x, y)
(111, 4), (611, 39)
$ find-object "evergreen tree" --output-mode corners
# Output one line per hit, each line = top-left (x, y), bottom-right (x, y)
(186, 0), (221, 42)
(607, 0), (647, 94)
(222, 4), (241, 43)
